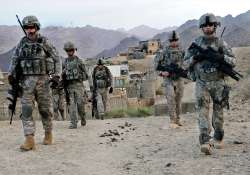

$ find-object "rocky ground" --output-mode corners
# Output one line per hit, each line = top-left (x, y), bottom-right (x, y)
(0, 112), (249, 175)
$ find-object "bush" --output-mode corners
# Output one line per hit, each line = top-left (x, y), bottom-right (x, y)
(105, 107), (153, 118)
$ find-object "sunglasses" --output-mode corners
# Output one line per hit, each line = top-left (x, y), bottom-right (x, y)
(202, 23), (214, 27)
(169, 39), (178, 42)
(65, 49), (75, 52)
(24, 25), (36, 30)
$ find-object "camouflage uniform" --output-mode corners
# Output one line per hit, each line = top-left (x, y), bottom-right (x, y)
(8, 17), (61, 138)
(184, 13), (236, 152)
(92, 60), (112, 119)
(52, 82), (65, 120)
(156, 31), (185, 126)
(63, 51), (89, 128)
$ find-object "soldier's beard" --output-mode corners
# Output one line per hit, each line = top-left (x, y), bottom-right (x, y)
(27, 31), (38, 41)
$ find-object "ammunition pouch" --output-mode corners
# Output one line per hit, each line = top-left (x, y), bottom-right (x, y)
(19, 57), (55, 75)
(96, 79), (106, 88)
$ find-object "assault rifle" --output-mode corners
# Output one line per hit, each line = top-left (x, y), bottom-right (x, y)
(91, 88), (98, 119)
(61, 73), (70, 105)
(156, 63), (188, 79)
(189, 42), (243, 81)
(7, 61), (23, 124)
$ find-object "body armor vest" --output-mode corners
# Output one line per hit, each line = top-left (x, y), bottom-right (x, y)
(64, 57), (87, 81)
(194, 37), (224, 82)
(163, 47), (183, 66)
(160, 46), (184, 80)
(18, 37), (55, 75)
(94, 67), (109, 88)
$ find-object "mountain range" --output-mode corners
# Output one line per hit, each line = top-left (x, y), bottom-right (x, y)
(1, 10), (250, 71)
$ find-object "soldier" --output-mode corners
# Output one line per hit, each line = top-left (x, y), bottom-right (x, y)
(92, 59), (113, 120)
(50, 79), (65, 120)
(184, 13), (236, 155)
(62, 42), (89, 129)
(156, 31), (185, 128)
(8, 15), (61, 151)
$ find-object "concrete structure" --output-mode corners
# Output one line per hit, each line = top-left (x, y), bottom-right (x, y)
(107, 65), (129, 88)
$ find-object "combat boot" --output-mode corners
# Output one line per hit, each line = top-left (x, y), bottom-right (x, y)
(170, 123), (179, 129)
(20, 135), (35, 151)
(212, 139), (224, 149)
(81, 117), (86, 126)
(176, 120), (183, 126)
(199, 133), (213, 155)
(68, 124), (77, 129)
(100, 115), (104, 120)
(200, 143), (213, 155)
(43, 131), (53, 145)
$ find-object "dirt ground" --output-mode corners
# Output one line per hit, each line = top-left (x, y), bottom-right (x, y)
(0, 112), (249, 175)
(0, 46), (249, 175)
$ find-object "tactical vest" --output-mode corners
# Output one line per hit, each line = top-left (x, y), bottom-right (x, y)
(18, 37), (55, 75)
(163, 47), (183, 66)
(194, 36), (224, 82)
(94, 67), (109, 88)
(160, 46), (184, 80)
(64, 57), (88, 81)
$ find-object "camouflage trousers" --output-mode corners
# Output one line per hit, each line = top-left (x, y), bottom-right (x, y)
(165, 78), (184, 123)
(52, 88), (65, 120)
(21, 76), (53, 136)
(95, 88), (108, 117)
(67, 82), (86, 126)
(196, 80), (226, 143)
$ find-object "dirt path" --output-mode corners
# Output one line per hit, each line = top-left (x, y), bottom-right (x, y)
(0, 114), (249, 175)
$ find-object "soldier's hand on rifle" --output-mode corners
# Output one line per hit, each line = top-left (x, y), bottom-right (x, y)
(49, 75), (60, 89)
(159, 71), (170, 77)
(8, 75), (15, 85)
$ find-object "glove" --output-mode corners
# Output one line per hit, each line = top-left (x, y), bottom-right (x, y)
(8, 75), (16, 85)
(50, 75), (60, 89)
(109, 87), (113, 94)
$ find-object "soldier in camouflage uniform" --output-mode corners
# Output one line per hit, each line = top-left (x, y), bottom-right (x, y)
(92, 59), (113, 120)
(156, 31), (185, 128)
(184, 13), (236, 155)
(51, 80), (65, 120)
(62, 42), (89, 129)
(8, 16), (61, 151)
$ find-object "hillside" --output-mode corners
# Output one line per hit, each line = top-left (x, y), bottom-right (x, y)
(153, 10), (250, 49)
(0, 25), (128, 58)
(96, 36), (140, 58)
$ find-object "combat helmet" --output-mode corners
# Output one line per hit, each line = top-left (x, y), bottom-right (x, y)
(199, 13), (220, 28)
(97, 58), (104, 65)
(63, 41), (77, 51)
(22, 15), (41, 30)
(168, 30), (179, 41)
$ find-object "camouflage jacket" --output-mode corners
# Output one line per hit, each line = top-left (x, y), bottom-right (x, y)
(184, 35), (236, 82)
(62, 55), (89, 82)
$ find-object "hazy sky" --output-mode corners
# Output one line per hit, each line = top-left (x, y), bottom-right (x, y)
(1, 0), (250, 30)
